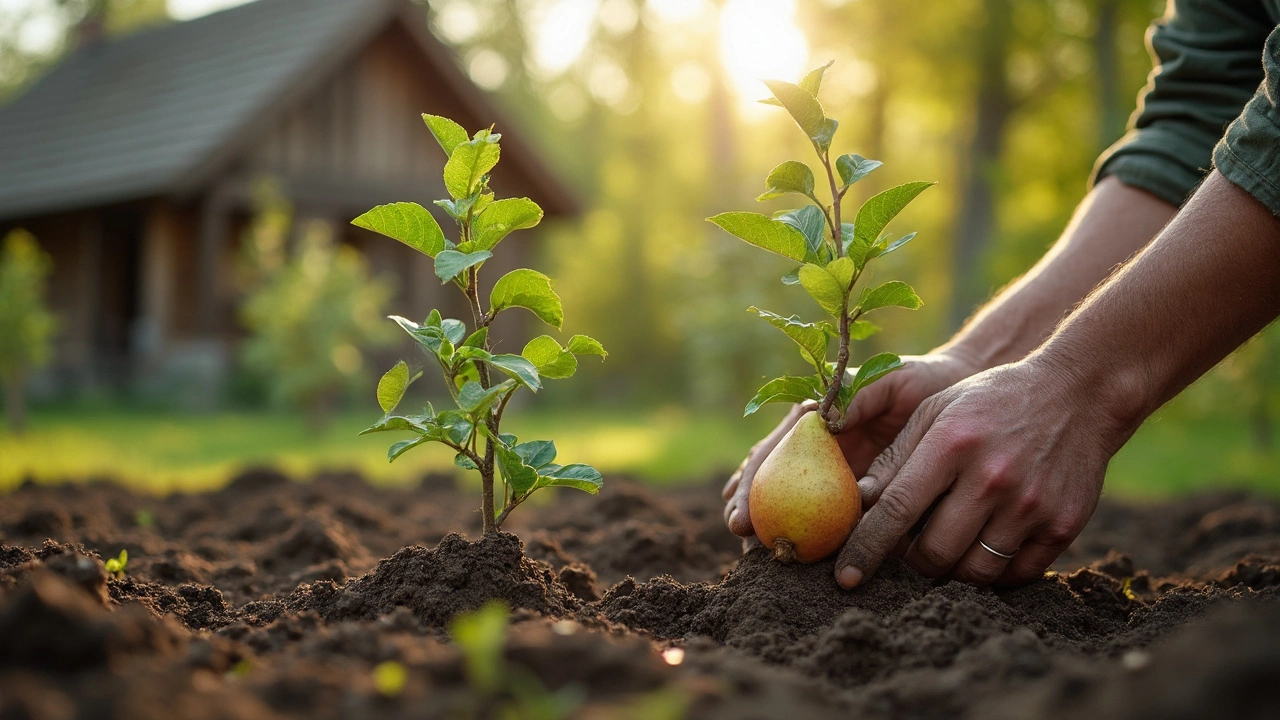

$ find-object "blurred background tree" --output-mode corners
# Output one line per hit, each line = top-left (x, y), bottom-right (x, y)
(238, 182), (396, 428)
(0, 229), (56, 434)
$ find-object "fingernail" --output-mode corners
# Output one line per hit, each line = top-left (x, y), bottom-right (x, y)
(837, 565), (863, 589)
(728, 508), (739, 525)
(857, 477), (876, 494)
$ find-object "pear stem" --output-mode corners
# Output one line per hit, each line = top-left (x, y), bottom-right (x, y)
(773, 538), (798, 564)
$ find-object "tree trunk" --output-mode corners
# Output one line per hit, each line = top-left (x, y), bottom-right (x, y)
(1093, 0), (1125, 153)
(949, 0), (1014, 330)
(3, 371), (26, 435)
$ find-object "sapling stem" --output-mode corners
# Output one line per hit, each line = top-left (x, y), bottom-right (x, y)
(465, 265), (500, 535)
(817, 150), (851, 432)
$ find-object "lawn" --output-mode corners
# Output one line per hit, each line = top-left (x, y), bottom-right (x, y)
(1, 404), (1278, 498)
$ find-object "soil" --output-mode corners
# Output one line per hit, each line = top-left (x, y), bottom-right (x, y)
(2, 469), (1279, 719)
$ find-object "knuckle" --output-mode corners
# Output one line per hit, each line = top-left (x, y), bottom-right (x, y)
(978, 461), (1015, 497)
(875, 488), (916, 527)
(912, 540), (954, 575)
(943, 425), (983, 454)
(1014, 489), (1042, 516)
(1043, 517), (1085, 546)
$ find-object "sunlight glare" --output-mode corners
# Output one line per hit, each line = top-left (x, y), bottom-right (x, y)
(646, 0), (706, 23)
(531, 0), (600, 76)
(719, 0), (808, 106)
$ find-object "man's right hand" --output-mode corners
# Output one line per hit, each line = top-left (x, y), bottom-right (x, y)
(721, 350), (981, 545)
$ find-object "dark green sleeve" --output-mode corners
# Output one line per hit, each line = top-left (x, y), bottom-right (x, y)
(1214, 24), (1280, 216)
(1092, 0), (1274, 207)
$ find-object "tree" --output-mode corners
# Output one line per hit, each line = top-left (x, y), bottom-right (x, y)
(239, 184), (396, 427)
(0, 230), (57, 434)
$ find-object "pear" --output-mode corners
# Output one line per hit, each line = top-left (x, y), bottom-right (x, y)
(749, 410), (862, 563)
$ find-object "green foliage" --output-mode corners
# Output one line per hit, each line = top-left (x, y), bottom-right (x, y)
(240, 184), (395, 424)
(0, 229), (56, 433)
(355, 115), (604, 532)
(706, 64), (933, 425)
(104, 549), (127, 578)
(372, 661), (408, 698)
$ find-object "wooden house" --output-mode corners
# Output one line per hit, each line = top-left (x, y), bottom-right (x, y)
(0, 0), (577, 400)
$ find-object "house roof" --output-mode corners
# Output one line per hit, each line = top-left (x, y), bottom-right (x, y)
(0, 0), (577, 222)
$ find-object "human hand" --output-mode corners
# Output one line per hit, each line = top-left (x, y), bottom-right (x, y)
(723, 350), (981, 547)
(834, 357), (1132, 589)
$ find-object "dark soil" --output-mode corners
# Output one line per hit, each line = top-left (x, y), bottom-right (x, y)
(2, 469), (1279, 719)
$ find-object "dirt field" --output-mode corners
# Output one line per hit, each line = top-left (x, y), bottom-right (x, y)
(2, 468), (1279, 719)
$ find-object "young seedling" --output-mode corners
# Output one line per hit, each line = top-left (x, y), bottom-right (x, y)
(104, 549), (128, 578)
(354, 115), (606, 535)
(707, 63), (933, 563)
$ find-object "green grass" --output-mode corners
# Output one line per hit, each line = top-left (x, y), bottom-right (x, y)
(1, 404), (1278, 498)
(0, 405), (779, 493)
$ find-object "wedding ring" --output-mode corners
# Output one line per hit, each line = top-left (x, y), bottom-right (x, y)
(979, 539), (1017, 559)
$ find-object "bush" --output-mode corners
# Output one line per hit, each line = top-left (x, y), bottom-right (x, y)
(0, 229), (56, 434)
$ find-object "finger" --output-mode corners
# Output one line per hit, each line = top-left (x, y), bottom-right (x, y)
(722, 460), (744, 500)
(903, 481), (994, 578)
(854, 397), (945, 510)
(949, 515), (1028, 586)
(993, 537), (1070, 587)
(835, 422), (957, 589)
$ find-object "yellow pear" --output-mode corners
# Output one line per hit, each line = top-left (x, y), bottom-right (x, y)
(749, 410), (862, 563)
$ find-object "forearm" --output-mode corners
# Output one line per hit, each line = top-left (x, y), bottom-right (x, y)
(1037, 171), (1280, 441)
(940, 176), (1177, 369)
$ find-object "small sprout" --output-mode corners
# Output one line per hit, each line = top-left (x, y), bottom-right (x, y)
(104, 549), (128, 578)
(1120, 576), (1138, 602)
(227, 658), (252, 680)
(372, 660), (407, 698)
(134, 509), (156, 528)
(450, 601), (510, 695)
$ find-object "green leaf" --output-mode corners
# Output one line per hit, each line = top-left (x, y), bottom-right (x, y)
(567, 334), (607, 359)
(776, 206), (827, 262)
(513, 440), (557, 468)
(536, 463), (603, 494)
(872, 231), (917, 259)
(749, 307), (832, 372)
(359, 414), (432, 436)
(762, 79), (826, 141)
(849, 320), (882, 340)
(782, 266), (802, 285)
(435, 249), (492, 283)
(422, 114), (468, 156)
(496, 442), (539, 497)
(443, 137), (501, 199)
(801, 60), (834, 96)
(836, 154), (883, 190)
(388, 436), (430, 463)
(707, 212), (807, 263)
(487, 354), (542, 390)
(757, 161), (815, 202)
(856, 280), (923, 315)
(490, 269), (564, 329)
(436, 411), (474, 445)
(376, 360), (416, 414)
(826, 256), (856, 291)
(812, 118), (838, 153)
(471, 198), (543, 252)
(455, 453), (479, 471)
(521, 335), (578, 379)
(848, 352), (905, 397)
(798, 263), (847, 316)
(744, 376), (823, 416)
(463, 327), (488, 349)
(457, 379), (515, 415)
(352, 203), (447, 258)
(747, 304), (829, 368)
(854, 181), (934, 248)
